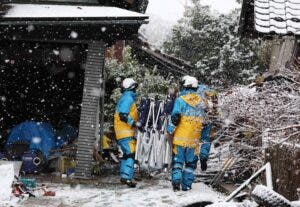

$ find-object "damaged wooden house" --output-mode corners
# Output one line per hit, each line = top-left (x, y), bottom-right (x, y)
(0, 0), (149, 178)
(0, 0), (192, 180)
(240, 0), (300, 200)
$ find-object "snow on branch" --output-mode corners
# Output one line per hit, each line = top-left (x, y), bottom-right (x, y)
(266, 124), (300, 132)
(209, 75), (300, 182)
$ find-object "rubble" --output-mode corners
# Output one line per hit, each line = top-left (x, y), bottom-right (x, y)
(213, 77), (300, 183)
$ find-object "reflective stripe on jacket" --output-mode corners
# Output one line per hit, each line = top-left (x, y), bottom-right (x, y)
(114, 91), (138, 140)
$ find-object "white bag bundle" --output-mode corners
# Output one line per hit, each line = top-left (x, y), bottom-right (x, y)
(135, 100), (172, 171)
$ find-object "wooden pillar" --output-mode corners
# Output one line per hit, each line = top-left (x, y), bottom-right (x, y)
(269, 36), (296, 74)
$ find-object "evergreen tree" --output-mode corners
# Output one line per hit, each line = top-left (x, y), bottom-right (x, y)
(104, 47), (173, 122)
(164, 2), (265, 88)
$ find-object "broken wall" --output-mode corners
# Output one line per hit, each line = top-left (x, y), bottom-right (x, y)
(266, 143), (300, 200)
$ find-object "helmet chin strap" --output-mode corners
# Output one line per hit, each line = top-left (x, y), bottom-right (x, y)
(183, 86), (197, 91)
(122, 87), (137, 93)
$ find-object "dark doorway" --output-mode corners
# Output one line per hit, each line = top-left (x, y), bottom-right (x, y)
(0, 41), (86, 146)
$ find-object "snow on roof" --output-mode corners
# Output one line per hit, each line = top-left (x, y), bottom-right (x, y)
(254, 0), (300, 35)
(2, 4), (147, 19)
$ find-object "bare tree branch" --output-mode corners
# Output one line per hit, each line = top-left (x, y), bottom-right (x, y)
(266, 125), (300, 132)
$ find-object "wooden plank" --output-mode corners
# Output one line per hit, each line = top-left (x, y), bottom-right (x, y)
(265, 144), (300, 200)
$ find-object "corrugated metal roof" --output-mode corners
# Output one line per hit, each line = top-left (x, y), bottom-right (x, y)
(255, 0), (300, 35)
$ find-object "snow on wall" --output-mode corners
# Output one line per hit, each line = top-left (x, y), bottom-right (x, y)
(0, 163), (14, 202)
(3, 4), (147, 18)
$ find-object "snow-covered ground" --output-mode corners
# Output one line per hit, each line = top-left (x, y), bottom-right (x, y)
(0, 160), (227, 207)
(2, 180), (226, 207)
(54, 181), (223, 207)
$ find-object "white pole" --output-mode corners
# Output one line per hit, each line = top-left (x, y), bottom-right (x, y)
(135, 131), (142, 161)
(265, 162), (273, 189)
(225, 163), (272, 202)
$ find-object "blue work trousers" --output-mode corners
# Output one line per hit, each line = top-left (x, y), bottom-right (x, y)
(118, 137), (136, 180)
(172, 145), (198, 191)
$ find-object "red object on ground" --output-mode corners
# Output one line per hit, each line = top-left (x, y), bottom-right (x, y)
(42, 188), (56, 196)
(13, 186), (22, 197)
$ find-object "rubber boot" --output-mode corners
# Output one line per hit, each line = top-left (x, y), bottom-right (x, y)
(120, 178), (137, 188)
(172, 183), (180, 192)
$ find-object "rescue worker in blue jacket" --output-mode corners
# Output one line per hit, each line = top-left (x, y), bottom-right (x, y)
(167, 76), (207, 191)
(114, 78), (139, 188)
(196, 84), (217, 171)
(180, 76), (217, 172)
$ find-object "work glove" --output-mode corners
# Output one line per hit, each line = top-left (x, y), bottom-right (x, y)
(132, 121), (143, 132)
(200, 158), (208, 171)
(166, 133), (173, 142)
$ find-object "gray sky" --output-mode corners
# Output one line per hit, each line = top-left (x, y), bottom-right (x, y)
(146, 0), (240, 22)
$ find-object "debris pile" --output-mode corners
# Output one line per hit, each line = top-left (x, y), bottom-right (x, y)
(212, 77), (300, 183)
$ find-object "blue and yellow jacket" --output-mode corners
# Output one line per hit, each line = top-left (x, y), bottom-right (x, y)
(114, 91), (138, 140)
(197, 84), (217, 102)
(167, 90), (206, 148)
(197, 84), (217, 159)
(181, 85), (216, 101)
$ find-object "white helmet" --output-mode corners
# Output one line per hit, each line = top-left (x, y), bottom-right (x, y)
(122, 78), (138, 90)
(183, 76), (198, 89)
(181, 75), (191, 83)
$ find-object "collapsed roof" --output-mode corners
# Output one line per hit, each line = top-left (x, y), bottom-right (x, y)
(130, 38), (191, 77)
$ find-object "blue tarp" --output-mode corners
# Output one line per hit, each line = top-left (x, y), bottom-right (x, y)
(5, 121), (56, 159)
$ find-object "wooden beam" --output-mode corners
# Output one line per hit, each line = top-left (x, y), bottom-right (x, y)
(269, 37), (296, 74)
